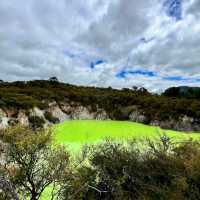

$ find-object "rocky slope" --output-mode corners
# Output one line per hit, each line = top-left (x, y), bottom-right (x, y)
(0, 80), (199, 132)
(0, 100), (199, 132)
(0, 101), (109, 129)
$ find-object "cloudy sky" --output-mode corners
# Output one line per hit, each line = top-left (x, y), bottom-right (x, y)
(0, 0), (200, 92)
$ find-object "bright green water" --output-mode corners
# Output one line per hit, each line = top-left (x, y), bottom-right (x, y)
(54, 120), (200, 152)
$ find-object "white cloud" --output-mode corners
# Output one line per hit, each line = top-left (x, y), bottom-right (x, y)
(0, 0), (200, 92)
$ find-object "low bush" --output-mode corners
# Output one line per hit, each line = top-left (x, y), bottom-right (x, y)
(28, 115), (45, 129)
(0, 126), (69, 200)
(61, 137), (200, 200)
(44, 111), (59, 124)
(2, 127), (200, 199)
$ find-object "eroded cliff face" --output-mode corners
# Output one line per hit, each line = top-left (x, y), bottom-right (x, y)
(0, 101), (110, 130)
(0, 101), (199, 132)
(150, 116), (200, 132)
(129, 109), (200, 132)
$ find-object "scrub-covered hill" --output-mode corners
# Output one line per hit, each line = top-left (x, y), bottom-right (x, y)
(0, 79), (200, 131)
(163, 86), (200, 98)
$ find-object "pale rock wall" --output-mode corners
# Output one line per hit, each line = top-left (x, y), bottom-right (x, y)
(48, 102), (70, 122)
(0, 101), (199, 132)
(0, 102), (110, 129)
(71, 106), (95, 120)
(0, 109), (9, 129)
(129, 110), (148, 123)
(17, 111), (29, 127)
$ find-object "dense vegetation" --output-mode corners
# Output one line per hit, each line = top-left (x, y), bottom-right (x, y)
(163, 86), (200, 99)
(0, 127), (69, 200)
(66, 138), (200, 200)
(1, 127), (200, 199)
(0, 79), (200, 124)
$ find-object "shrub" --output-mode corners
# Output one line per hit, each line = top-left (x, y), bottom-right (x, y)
(0, 126), (69, 200)
(28, 115), (45, 129)
(61, 138), (200, 200)
(44, 111), (59, 124)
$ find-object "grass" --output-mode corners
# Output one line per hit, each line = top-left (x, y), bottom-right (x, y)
(54, 120), (200, 153)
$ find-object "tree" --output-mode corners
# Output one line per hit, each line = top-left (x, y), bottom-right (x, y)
(49, 77), (59, 82)
(132, 86), (138, 91)
(138, 87), (149, 94)
(0, 126), (69, 200)
(163, 87), (180, 97)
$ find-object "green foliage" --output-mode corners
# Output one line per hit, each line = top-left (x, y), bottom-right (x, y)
(28, 115), (45, 129)
(44, 111), (59, 124)
(2, 125), (200, 200)
(0, 80), (200, 123)
(60, 138), (200, 200)
(163, 86), (200, 99)
(49, 77), (59, 83)
(0, 126), (69, 200)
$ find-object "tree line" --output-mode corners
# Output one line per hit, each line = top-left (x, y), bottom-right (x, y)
(0, 79), (200, 124)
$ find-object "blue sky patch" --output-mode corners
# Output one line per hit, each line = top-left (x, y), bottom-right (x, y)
(163, 76), (200, 83)
(163, 76), (188, 81)
(116, 69), (157, 78)
(195, 79), (200, 82)
(163, 76), (191, 81)
(90, 60), (105, 69)
(164, 0), (182, 20)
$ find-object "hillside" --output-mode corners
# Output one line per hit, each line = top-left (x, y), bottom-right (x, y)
(163, 86), (200, 98)
(0, 79), (200, 131)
